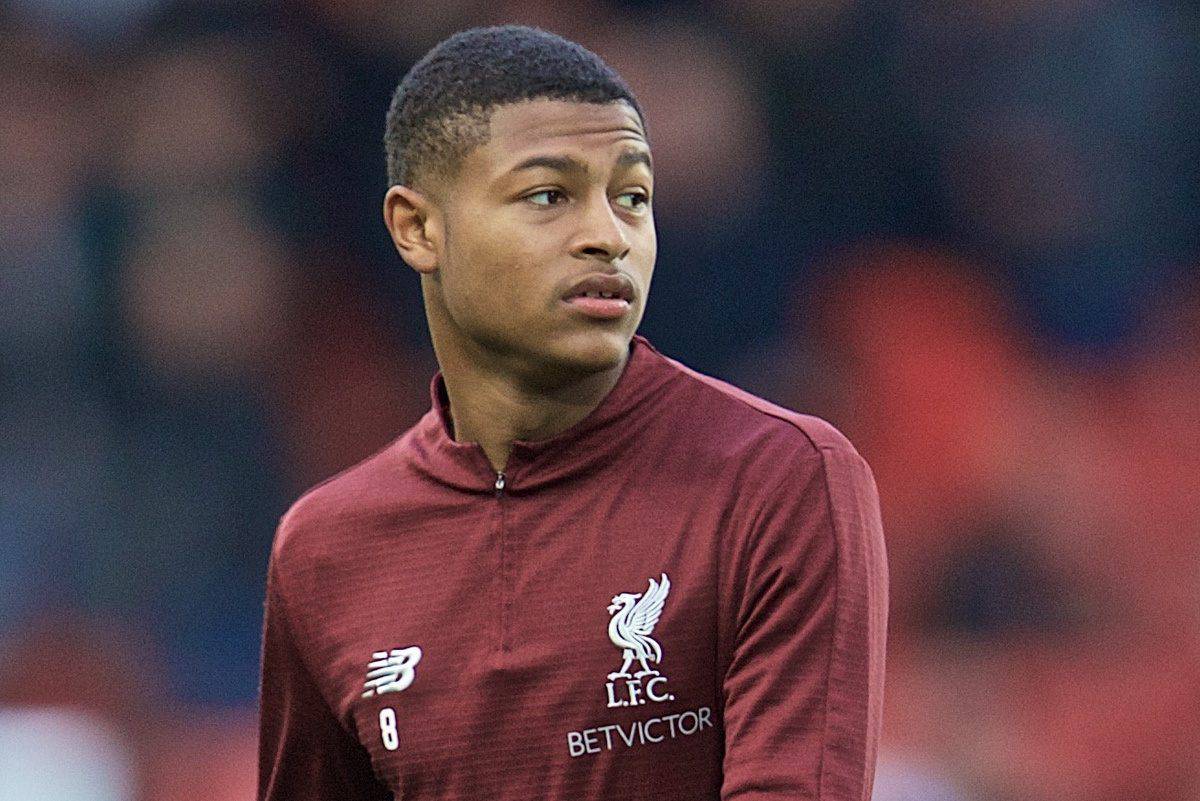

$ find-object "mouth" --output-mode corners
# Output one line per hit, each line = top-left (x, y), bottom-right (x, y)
(562, 273), (635, 320)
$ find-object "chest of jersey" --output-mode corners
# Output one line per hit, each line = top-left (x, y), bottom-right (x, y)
(312, 482), (731, 799)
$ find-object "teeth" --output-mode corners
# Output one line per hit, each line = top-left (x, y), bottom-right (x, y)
(577, 290), (625, 300)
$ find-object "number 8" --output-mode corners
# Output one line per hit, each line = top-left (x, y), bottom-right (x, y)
(379, 707), (399, 751)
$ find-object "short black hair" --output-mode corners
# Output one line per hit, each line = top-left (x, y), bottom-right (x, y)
(384, 25), (644, 190)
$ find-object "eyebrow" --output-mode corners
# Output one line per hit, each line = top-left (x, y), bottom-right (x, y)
(508, 149), (653, 178)
(510, 154), (589, 176)
(616, 150), (653, 172)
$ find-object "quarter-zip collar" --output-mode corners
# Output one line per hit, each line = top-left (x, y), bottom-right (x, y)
(404, 335), (670, 494)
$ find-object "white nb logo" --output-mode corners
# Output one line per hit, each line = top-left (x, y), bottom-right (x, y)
(362, 646), (423, 698)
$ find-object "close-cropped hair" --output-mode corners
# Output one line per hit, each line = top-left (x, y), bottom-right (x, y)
(384, 25), (644, 190)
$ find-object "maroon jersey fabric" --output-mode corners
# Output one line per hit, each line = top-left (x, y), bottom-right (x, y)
(257, 336), (888, 800)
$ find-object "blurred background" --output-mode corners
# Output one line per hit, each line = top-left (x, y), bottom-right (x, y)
(1, 0), (1198, 798)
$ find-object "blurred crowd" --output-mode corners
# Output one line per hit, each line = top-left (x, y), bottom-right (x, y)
(1, 0), (1198, 799)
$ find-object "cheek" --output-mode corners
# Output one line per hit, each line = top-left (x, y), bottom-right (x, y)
(440, 215), (552, 326)
(630, 223), (658, 293)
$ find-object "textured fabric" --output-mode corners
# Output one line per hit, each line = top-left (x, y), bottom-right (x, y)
(257, 336), (888, 801)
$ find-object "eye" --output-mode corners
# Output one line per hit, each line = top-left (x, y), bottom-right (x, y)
(615, 191), (650, 211)
(526, 189), (567, 206)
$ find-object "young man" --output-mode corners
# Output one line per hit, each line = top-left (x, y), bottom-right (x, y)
(258, 25), (887, 801)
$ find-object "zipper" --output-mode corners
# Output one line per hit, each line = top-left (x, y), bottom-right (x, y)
(493, 470), (509, 655)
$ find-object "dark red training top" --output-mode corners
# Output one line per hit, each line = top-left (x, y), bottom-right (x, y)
(258, 336), (888, 800)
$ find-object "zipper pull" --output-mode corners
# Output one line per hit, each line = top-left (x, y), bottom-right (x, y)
(494, 471), (506, 497)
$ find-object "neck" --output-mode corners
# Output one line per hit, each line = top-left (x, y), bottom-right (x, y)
(430, 333), (627, 475)
(442, 361), (625, 472)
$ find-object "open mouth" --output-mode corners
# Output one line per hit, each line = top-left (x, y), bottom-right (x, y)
(563, 274), (635, 319)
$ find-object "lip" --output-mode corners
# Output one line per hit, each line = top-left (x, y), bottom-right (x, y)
(561, 272), (636, 321)
(562, 272), (636, 303)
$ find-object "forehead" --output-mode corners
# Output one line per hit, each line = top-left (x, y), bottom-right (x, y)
(471, 98), (649, 175)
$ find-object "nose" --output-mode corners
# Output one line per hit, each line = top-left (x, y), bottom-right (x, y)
(571, 192), (630, 265)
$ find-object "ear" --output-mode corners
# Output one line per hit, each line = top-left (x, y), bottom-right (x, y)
(383, 184), (441, 275)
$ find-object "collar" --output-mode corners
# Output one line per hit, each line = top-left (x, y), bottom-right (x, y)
(404, 335), (669, 494)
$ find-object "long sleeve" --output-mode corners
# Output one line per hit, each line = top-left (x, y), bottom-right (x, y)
(721, 441), (889, 801)
(257, 555), (392, 801)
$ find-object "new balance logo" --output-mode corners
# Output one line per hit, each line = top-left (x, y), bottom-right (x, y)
(362, 646), (422, 698)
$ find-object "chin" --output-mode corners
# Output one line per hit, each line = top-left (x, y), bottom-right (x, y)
(544, 328), (632, 375)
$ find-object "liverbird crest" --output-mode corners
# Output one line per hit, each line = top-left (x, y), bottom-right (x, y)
(606, 573), (671, 682)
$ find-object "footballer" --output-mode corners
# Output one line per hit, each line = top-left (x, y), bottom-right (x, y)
(257, 25), (888, 801)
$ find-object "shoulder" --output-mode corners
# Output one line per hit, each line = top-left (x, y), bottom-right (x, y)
(644, 345), (868, 480)
(269, 426), (419, 576)
(643, 356), (885, 578)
